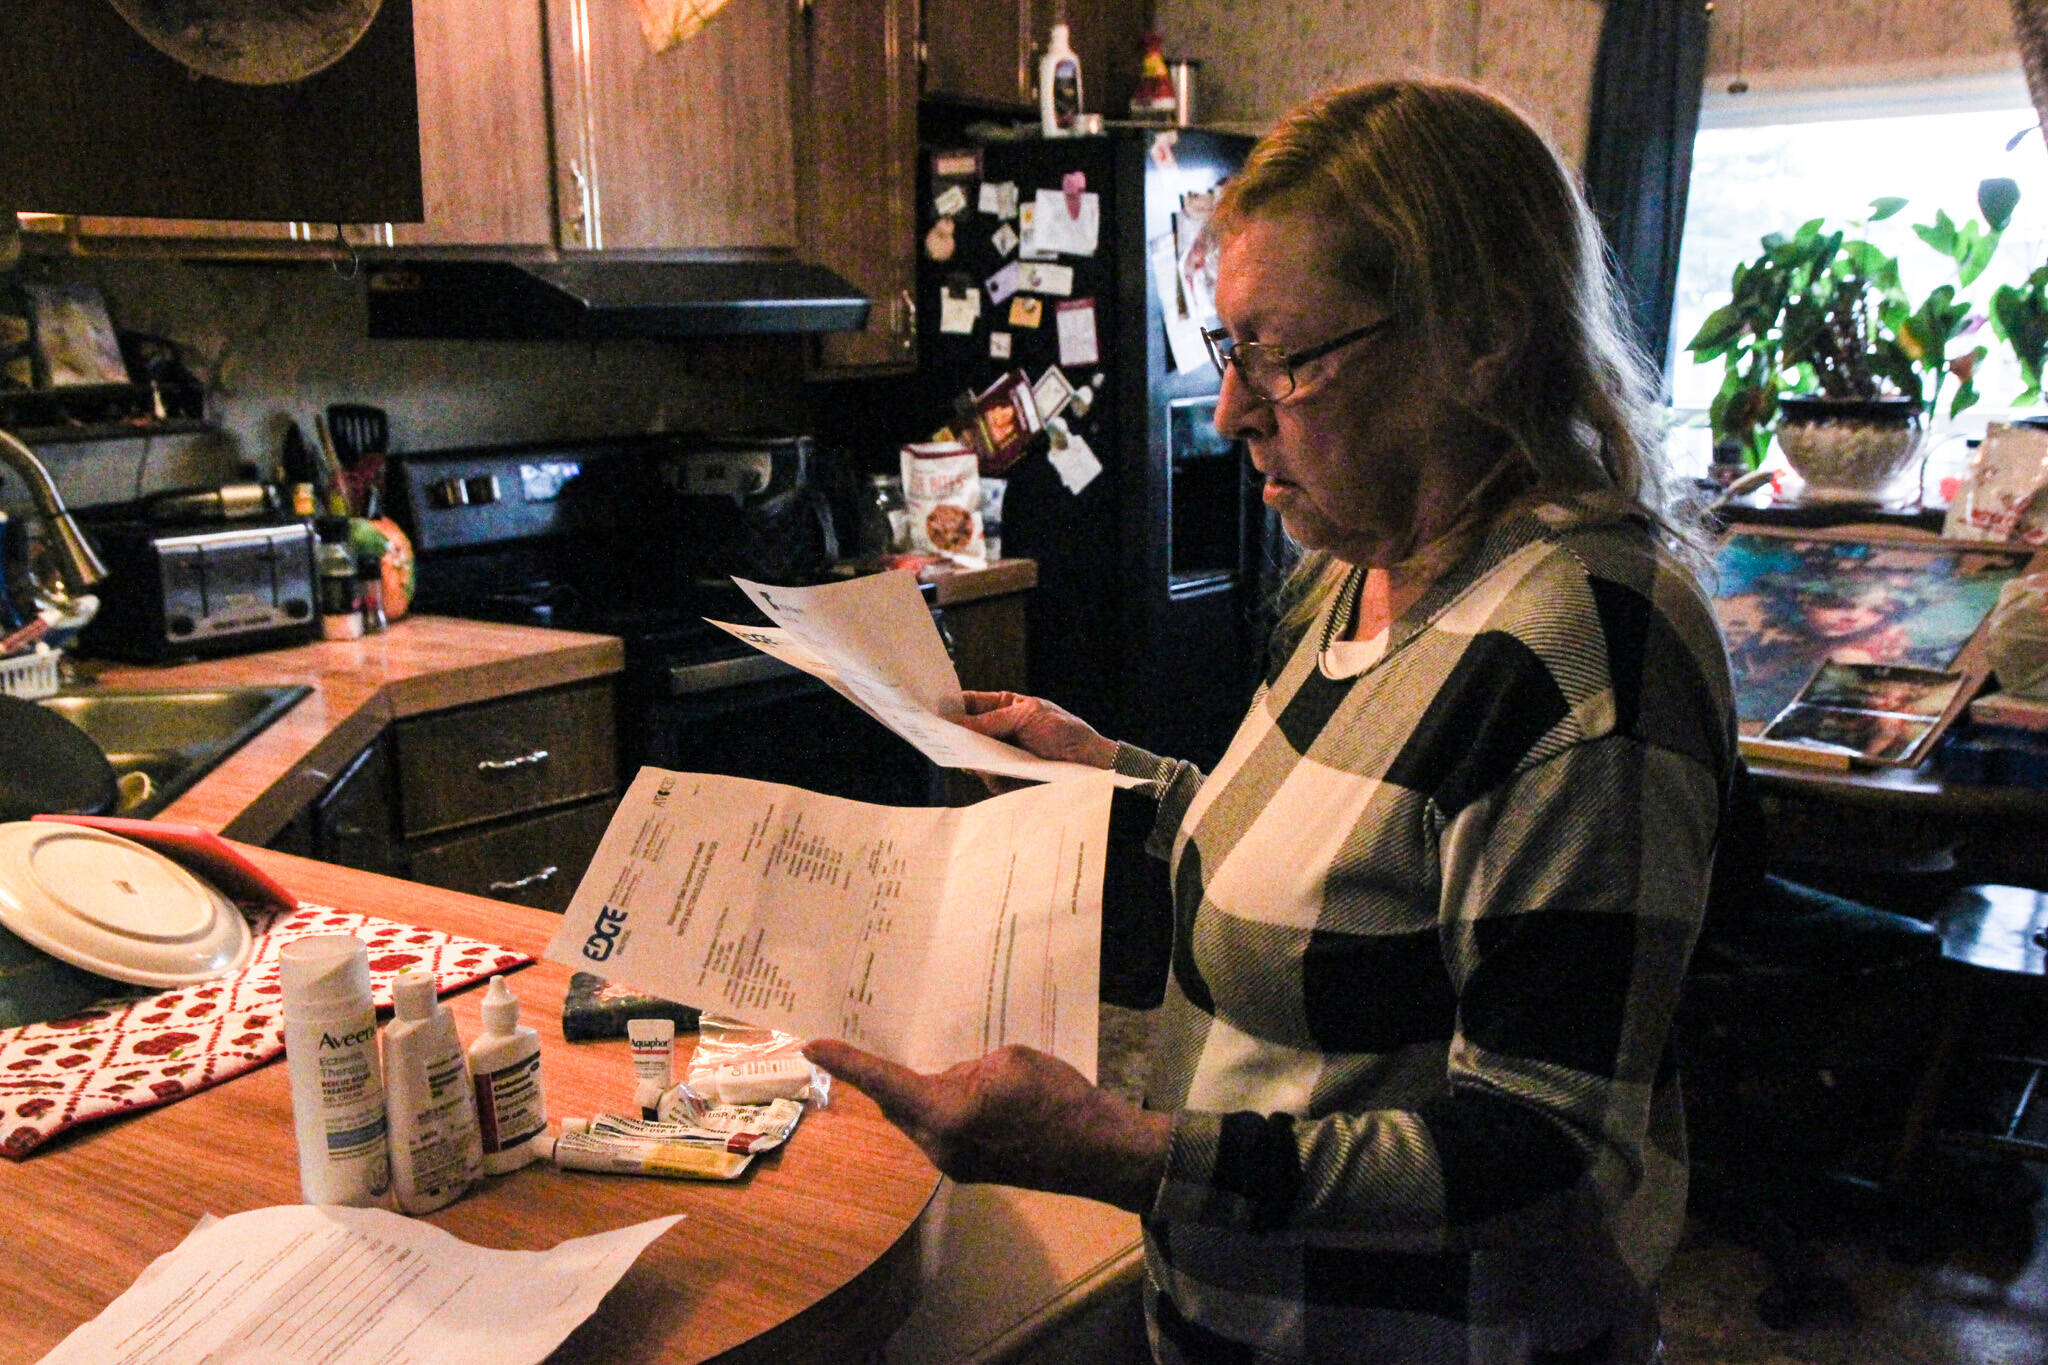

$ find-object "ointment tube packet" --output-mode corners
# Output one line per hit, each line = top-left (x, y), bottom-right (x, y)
(588, 1101), (803, 1156)
(548, 1130), (755, 1180)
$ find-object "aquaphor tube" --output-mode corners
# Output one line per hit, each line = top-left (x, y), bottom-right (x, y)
(628, 1018), (674, 1117)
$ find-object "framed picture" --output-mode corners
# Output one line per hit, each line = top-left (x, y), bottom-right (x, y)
(21, 281), (129, 388)
(1759, 660), (1968, 767)
(1709, 525), (2040, 735)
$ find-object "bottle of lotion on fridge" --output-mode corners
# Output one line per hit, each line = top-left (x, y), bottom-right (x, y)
(280, 934), (392, 1207)
(383, 968), (484, 1213)
(1040, 23), (1082, 137)
(469, 975), (549, 1173)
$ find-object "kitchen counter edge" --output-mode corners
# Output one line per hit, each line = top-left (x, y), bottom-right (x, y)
(70, 615), (626, 846)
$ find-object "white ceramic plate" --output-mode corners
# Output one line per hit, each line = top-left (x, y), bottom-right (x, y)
(0, 822), (253, 988)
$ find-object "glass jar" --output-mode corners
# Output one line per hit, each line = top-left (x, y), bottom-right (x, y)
(863, 473), (909, 558)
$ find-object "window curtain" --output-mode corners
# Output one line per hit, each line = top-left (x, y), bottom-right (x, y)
(1581, 0), (1712, 375)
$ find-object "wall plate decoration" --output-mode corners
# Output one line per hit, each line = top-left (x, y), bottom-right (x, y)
(0, 0), (421, 223)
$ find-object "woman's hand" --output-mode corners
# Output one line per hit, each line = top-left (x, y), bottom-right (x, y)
(957, 691), (1119, 770)
(804, 1039), (1171, 1213)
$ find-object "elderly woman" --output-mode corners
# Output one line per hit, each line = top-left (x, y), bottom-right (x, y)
(807, 78), (1735, 1365)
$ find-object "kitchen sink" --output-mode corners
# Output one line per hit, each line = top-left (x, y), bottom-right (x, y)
(36, 685), (311, 819)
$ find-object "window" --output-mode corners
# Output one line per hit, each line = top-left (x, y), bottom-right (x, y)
(1668, 71), (2048, 469)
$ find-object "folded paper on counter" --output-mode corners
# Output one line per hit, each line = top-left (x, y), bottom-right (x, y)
(546, 767), (1116, 1077)
(39, 1204), (681, 1365)
(714, 571), (1140, 789)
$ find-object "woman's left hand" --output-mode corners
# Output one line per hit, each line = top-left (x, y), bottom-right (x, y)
(803, 1039), (1171, 1213)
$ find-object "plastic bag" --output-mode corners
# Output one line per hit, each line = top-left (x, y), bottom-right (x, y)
(1985, 572), (2048, 699)
(1943, 423), (2048, 544)
(685, 1012), (831, 1108)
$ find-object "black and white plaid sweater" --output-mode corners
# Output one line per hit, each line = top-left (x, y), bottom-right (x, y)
(1111, 498), (1736, 1365)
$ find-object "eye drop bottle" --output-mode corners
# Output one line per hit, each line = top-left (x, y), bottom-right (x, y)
(383, 968), (484, 1214)
(469, 975), (549, 1174)
(280, 934), (392, 1207)
(1039, 24), (1082, 137)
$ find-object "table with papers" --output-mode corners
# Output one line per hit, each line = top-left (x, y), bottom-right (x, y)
(1, 848), (939, 1365)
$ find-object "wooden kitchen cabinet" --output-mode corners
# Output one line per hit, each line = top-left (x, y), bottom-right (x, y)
(921, 0), (1151, 119)
(393, 0), (554, 247)
(270, 678), (618, 913)
(795, 0), (920, 373)
(543, 0), (796, 251)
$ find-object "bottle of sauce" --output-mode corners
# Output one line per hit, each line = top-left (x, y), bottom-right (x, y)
(1040, 24), (1082, 137)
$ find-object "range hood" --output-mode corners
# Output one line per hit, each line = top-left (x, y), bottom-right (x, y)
(363, 259), (871, 340)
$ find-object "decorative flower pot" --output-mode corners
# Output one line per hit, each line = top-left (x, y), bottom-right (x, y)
(1774, 395), (1925, 504)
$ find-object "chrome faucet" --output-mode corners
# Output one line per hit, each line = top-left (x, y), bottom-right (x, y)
(0, 426), (107, 597)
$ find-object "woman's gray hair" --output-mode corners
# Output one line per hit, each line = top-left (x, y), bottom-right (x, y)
(1218, 78), (1706, 627)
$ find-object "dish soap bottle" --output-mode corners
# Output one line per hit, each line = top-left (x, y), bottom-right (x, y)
(383, 968), (484, 1214)
(1040, 23), (1082, 137)
(469, 975), (549, 1174)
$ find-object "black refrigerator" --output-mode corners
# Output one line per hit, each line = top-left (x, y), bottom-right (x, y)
(912, 119), (1264, 769)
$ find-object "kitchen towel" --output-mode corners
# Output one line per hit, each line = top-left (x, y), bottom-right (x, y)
(0, 904), (529, 1159)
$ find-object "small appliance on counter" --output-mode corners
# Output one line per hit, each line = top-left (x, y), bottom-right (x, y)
(75, 504), (320, 662)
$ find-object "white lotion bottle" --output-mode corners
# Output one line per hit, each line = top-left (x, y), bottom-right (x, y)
(280, 934), (392, 1207)
(383, 968), (484, 1214)
(469, 975), (549, 1174)
(1039, 23), (1082, 137)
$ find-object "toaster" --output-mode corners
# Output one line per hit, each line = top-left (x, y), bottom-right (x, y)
(78, 517), (320, 661)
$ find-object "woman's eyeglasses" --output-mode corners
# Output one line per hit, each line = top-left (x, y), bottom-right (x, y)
(1201, 317), (1397, 403)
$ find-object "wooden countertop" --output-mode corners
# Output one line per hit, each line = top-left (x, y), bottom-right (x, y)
(61, 561), (1036, 849)
(69, 614), (626, 846)
(1, 847), (940, 1365)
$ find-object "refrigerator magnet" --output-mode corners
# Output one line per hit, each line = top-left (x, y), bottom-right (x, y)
(1149, 131), (1180, 172)
(1008, 296), (1044, 329)
(925, 217), (957, 262)
(939, 285), (982, 335)
(1018, 262), (1075, 297)
(986, 260), (1021, 306)
(934, 183), (969, 219)
(1033, 365), (1075, 421)
(979, 181), (1019, 218)
(932, 148), (982, 180)
(1056, 299), (1100, 368)
(992, 223), (1020, 257)
(1045, 419), (1104, 495)
(990, 331), (1013, 359)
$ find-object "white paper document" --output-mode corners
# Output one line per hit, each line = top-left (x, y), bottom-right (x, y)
(39, 1204), (681, 1365)
(547, 767), (1115, 1076)
(715, 572), (1136, 788)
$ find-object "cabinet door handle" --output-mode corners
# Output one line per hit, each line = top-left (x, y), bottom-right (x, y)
(476, 748), (551, 773)
(489, 865), (559, 893)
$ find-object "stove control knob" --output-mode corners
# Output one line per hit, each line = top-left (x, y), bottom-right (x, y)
(430, 478), (469, 509)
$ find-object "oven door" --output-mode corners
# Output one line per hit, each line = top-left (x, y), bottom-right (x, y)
(631, 654), (946, 807)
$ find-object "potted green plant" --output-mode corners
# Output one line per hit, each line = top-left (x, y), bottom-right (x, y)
(1686, 178), (2019, 499)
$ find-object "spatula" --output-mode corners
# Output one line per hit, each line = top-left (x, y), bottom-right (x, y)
(326, 404), (390, 516)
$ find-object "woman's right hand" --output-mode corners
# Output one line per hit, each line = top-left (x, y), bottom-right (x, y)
(957, 691), (1119, 771)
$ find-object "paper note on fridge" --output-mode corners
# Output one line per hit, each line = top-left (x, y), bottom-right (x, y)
(1031, 188), (1100, 255)
(707, 572), (1138, 788)
(39, 1204), (681, 1365)
(548, 767), (1114, 1075)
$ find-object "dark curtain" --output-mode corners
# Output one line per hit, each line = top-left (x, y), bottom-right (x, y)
(1582, 0), (1712, 374)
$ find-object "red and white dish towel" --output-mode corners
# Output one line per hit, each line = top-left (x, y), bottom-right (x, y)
(0, 904), (530, 1159)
